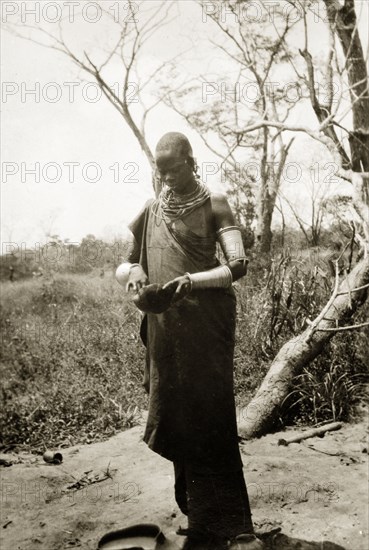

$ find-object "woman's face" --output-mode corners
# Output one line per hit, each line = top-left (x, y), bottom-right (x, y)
(155, 153), (195, 195)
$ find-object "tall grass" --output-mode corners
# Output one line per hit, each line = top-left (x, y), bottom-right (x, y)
(281, 329), (369, 425)
(0, 273), (147, 452)
(233, 251), (369, 426)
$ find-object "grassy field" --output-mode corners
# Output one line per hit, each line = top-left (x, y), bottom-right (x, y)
(1, 253), (368, 453)
(0, 273), (147, 452)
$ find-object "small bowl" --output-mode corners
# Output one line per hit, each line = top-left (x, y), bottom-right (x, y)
(97, 523), (165, 549)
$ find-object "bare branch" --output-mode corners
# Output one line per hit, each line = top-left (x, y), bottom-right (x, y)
(315, 321), (369, 332)
(337, 282), (369, 296)
(305, 260), (342, 343)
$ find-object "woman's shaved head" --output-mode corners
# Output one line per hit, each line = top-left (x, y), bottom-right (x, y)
(154, 132), (197, 193)
(155, 132), (194, 161)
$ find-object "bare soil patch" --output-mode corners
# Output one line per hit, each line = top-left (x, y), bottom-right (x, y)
(1, 417), (368, 550)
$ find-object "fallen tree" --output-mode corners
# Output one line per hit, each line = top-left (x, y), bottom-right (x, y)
(238, 256), (369, 438)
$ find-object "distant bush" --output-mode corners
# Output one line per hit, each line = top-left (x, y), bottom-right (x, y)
(0, 235), (130, 282)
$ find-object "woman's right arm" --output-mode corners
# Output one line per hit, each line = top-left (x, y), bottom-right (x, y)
(115, 200), (152, 291)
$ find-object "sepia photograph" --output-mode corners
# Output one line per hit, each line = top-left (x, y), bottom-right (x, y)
(1, 1), (368, 549)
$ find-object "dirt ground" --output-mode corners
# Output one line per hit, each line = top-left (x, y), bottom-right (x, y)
(1, 414), (368, 550)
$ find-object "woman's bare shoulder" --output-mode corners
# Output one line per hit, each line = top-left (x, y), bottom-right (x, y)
(209, 192), (235, 229)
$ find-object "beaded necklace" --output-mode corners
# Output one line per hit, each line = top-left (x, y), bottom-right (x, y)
(158, 180), (210, 222)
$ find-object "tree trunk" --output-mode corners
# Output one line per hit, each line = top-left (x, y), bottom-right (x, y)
(255, 166), (275, 253)
(324, 0), (369, 171)
(121, 106), (160, 196)
(255, 191), (274, 253)
(255, 133), (292, 253)
(238, 256), (369, 439)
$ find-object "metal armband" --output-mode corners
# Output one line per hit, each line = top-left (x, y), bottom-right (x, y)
(187, 265), (233, 290)
(216, 226), (248, 265)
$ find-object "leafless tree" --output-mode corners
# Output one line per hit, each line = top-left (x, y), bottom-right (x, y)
(4, 0), (179, 195)
(164, 0), (301, 251)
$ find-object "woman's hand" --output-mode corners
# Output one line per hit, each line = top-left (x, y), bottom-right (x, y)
(126, 264), (149, 292)
(163, 274), (192, 303)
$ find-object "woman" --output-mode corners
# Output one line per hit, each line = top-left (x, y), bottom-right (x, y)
(117, 132), (264, 550)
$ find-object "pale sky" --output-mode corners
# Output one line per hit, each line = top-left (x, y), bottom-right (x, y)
(1, 0), (368, 248)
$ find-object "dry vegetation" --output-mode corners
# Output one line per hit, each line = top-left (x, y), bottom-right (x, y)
(0, 247), (368, 454)
(0, 273), (147, 453)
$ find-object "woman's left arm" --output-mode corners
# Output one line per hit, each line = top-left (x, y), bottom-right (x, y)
(162, 194), (249, 302)
(211, 193), (249, 282)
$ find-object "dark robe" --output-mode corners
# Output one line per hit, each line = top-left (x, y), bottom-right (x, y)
(129, 198), (243, 474)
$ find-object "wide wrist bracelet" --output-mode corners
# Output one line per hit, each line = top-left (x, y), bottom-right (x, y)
(187, 265), (233, 290)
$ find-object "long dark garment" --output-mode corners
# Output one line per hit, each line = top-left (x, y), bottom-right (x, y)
(174, 462), (253, 539)
(129, 198), (253, 538)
